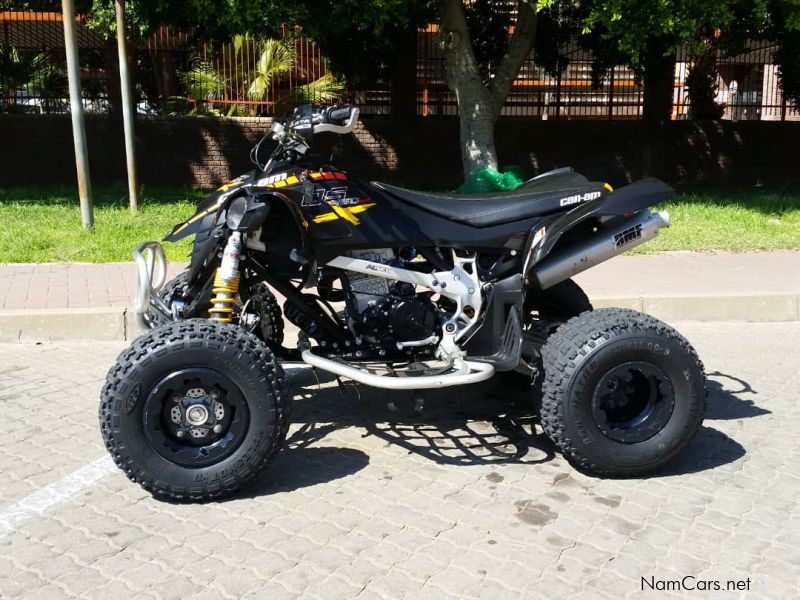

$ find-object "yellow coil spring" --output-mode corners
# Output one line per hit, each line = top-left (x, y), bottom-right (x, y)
(208, 269), (240, 323)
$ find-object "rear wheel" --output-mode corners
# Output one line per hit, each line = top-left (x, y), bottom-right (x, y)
(99, 320), (291, 501)
(539, 308), (706, 476)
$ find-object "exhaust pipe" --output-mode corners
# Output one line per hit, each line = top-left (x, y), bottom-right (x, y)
(533, 210), (670, 290)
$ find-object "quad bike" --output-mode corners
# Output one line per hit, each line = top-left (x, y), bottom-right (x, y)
(100, 104), (706, 501)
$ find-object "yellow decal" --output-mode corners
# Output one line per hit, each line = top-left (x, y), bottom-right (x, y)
(217, 181), (243, 192)
(604, 183), (614, 192)
(172, 205), (219, 235)
(312, 202), (376, 225)
(265, 175), (301, 190)
(312, 212), (339, 224)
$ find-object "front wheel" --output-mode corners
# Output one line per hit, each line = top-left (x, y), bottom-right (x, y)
(539, 308), (706, 476)
(99, 320), (291, 501)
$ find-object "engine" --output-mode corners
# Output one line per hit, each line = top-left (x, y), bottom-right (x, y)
(286, 248), (443, 358)
(344, 249), (441, 355)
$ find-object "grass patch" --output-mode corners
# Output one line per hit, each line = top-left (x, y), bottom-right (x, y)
(1, 186), (799, 262)
(641, 188), (800, 253)
(0, 187), (205, 263)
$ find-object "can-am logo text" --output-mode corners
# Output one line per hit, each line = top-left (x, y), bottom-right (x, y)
(560, 191), (602, 207)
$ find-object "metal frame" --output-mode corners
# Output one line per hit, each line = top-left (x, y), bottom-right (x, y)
(309, 251), (496, 389)
(326, 250), (482, 348)
(132, 240), (170, 329)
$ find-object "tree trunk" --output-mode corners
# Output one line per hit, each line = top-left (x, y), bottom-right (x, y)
(437, 0), (537, 179)
(642, 45), (676, 127)
(104, 37), (123, 117)
(641, 44), (676, 177)
(390, 25), (418, 129)
(686, 40), (724, 120)
(459, 94), (499, 174)
(150, 47), (178, 112)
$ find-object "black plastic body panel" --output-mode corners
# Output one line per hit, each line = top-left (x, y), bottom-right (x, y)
(530, 177), (674, 265)
(303, 173), (546, 264)
(464, 273), (523, 359)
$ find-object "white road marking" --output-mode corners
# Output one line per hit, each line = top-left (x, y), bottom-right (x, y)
(0, 455), (116, 539)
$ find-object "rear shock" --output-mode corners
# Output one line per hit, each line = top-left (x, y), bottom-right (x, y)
(209, 232), (243, 323)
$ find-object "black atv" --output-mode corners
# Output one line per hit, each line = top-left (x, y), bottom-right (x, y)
(101, 104), (705, 501)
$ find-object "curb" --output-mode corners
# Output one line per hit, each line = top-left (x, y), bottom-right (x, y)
(0, 294), (797, 343)
(0, 308), (128, 343)
(591, 294), (800, 322)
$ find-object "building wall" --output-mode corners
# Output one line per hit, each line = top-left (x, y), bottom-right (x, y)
(1, 115), (798, 190)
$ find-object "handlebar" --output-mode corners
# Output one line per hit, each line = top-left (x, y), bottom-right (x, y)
(313, 105), (359, 134)
(253, 104), (360, 171)
(326, 106), (354, 125)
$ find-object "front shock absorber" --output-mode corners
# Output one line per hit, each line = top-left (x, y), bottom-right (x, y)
(209, 232), (244, 323)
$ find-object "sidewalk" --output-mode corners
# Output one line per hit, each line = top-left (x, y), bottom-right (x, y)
(0, 251), (798, 341)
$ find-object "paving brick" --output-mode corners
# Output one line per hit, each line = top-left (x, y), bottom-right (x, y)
(0, 322), (798, 597)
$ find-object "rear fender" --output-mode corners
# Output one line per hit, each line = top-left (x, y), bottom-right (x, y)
(528, 177), (674, 266)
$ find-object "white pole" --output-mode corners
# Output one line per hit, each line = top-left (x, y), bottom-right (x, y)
(61, 0), (94, 230)
(115, 0), (140, 212)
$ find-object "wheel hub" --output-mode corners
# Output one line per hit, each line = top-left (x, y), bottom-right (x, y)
(142, 367), (250, 468)
(167, 387), (227, 440)
(186, 404), (209, 426)
(591, 361), (675, 444)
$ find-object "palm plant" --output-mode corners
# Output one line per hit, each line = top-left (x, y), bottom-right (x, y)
(0, 46), (37, 110)
(292, 72), (345, 105)
(0, 47), (67, 113)
(179, 36), (344, 116)
(238, 36), (293, 102)
(28, 54), (68, 113)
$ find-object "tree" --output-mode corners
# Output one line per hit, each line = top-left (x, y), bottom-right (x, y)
(685, 36), (725, 120)
(251, 2), (431, 126)
(436, 0), (539, 176)
(86, 0), (430, 121)
(582, 1), (736, 126)
(727, 0), (800, 110)
(582, 0), (800, 122)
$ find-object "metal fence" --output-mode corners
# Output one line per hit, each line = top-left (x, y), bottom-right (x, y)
(2, 10), (798, 121)
(1, 11), (332, 116)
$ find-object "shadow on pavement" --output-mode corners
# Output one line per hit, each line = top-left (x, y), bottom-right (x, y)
(285, 368), (556, 467)
(240, 446), (371, 498)
(276, 366), (761, 480)
(705, 371), (771, 420)
(658, 425), (746, 477)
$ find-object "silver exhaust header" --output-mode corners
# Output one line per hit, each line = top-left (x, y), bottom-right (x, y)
(301, 350), (495, 389)
(533, 210), (670, 290)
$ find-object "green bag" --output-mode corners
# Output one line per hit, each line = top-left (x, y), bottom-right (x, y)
(456, 166), (526, 194)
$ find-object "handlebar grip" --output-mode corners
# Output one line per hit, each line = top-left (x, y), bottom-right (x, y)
(327, 106), (353, 124)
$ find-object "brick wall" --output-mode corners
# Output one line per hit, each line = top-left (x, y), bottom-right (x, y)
(1, 114), (798, 190)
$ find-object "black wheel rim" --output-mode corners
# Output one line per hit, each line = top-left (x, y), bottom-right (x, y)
(590, 361), (675, 444)
(142, 367), (250, 468)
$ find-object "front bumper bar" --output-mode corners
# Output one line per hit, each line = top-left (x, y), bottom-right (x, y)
(132, 241), (172, 331)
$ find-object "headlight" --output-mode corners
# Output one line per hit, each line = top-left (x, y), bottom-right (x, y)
(225, 195), (269, 232)
(226, 196), (248, 231)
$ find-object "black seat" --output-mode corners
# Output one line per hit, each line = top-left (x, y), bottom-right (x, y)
(374, 168), (607, 227)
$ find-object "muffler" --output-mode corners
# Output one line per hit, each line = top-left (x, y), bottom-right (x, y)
(533, 210), (670, 290)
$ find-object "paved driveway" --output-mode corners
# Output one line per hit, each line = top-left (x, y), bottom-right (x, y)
(0, 322), (797, 599)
